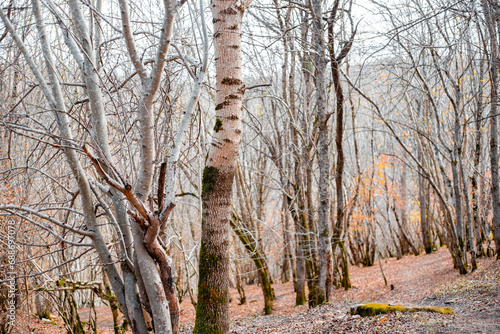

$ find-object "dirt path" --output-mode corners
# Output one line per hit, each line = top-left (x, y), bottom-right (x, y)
(177, 248), (461, 325)
(180, 248), (499, 333)
(13, 247), (499, 333)
(329, 247), (461, 304)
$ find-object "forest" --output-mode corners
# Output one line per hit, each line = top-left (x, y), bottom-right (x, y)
(0, 0), (499, 333)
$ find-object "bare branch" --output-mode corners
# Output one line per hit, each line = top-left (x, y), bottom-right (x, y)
(0, 205), (94, 237)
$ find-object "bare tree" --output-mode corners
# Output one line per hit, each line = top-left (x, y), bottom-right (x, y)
(0, 0), (208, 331)
(193, 0), (252, 331)
(310, 0), (332, 306)
(482, 0), (500, 258)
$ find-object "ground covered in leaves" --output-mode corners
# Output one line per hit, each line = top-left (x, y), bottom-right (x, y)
(184, 247), (499, 334)
(9, 247), (499, 333)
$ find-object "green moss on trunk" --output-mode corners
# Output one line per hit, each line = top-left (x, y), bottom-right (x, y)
(193, 240), (227, 334)
(340, 240), (351, 289)
(295, 291), (307, 306)
(214, 118), (223, 132)
(202, 166), (219, 197)
(259, 267), (274, 315)
(230, 219), (275, 314)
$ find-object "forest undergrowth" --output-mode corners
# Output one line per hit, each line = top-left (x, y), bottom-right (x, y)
(11, 247), (499, 333)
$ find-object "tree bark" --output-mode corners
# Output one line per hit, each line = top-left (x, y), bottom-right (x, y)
(419, 151), (432, 254)
(472, 47), (485, 256)
(399, 167), (411, 255)
(287, 191), (307, 305)
(194, 0), (251, 331)
(234, 164), (274, 314)
(459, 150), (477, 271)
(311, 0), (332, 305)
(230, 216), (275, 314)
(328, 0), (355, 290)
(66, 0), (149, 330)
(482, 0), (500, 258)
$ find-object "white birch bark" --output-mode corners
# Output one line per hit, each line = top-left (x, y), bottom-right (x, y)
(194, 0), (252, 331)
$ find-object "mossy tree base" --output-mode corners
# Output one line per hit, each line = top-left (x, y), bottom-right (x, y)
(230, 217), (275, 314)
(350, 303), (454, 317)
(295, 292), (307, 306)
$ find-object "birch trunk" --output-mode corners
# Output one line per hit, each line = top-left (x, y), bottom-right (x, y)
(194, 0), (251, 331)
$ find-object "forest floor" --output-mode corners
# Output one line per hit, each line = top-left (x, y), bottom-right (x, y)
(10, 247), (500, 333)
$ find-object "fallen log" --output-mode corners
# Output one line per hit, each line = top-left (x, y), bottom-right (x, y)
(350, 303), (454, 317)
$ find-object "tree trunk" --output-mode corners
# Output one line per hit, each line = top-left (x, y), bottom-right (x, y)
(311, 0), (332, 305)
(399, 167), (411, 255)
(66, 0), (150, 330)
(472, 52), (484, 256)
(281, 193), (292, 283)
(194, 0), (251, 331)
(430, 49), (468, 274)
(328, 0), (355, 290)
(232, 234), (247, 305)
(482, 0), (500, 258)
(459, 150), (477, 271)
(230, 217), (275, 314)
(285, 32), (307, 306)
(3, 2), (133, 328)
(450, 90), (468, 274)
(234, 164), (274, 314)
(287, 192), (307, 305)
(419, 153), (432, 254)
